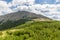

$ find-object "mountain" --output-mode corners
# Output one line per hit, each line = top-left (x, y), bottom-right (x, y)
(0, 11), (51, 22)
(0, 11), (52, 30)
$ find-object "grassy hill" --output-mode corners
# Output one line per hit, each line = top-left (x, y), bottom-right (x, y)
(0, 20), (60, 40)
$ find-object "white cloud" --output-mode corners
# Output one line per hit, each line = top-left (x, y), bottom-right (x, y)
(8, 0), (35, 7)
(26, 4), (60, 20)
(0, 1), (13, 15)
(8, 0), (35, 12)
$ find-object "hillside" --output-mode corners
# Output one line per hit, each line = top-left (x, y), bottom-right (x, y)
(0, 11), (52, 30)
(0, 11), (55, 40)
(0, 21), (60, 40)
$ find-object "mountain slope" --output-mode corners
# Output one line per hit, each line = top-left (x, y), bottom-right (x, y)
(0, 11), (52, 30)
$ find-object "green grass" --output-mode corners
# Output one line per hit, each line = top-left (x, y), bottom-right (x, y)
(0, 21), (60, 40)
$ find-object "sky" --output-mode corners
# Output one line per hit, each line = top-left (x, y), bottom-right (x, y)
(0, 0), (60, 20)
(35, 0), (56, 4)
(3, 0), (60, 4)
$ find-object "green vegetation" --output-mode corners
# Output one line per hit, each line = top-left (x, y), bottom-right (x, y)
(0, 19), (31, 30)
(0, 20), (60, 40)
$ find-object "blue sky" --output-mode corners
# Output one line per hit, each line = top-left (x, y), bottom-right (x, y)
(1, 0), (12, 3)
(35, 0), (56, 4)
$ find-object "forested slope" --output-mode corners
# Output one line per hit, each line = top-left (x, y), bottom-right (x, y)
(0, 20), (60, 40)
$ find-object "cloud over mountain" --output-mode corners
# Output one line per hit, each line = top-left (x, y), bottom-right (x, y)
(0, 0), (60, 20)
